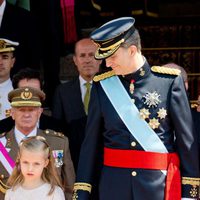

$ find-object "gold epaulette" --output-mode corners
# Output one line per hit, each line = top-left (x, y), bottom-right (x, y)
(93, 70), (115, 82)
(73, 182), (92, 199)
(182, 177), (200, 198)
(0, 180), (10, 194)
(44, 129), (64, 138)
(151, 66), (181, 76)
(190, 100), (198, 108)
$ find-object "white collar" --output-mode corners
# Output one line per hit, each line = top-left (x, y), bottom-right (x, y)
(79, 75), (92, 86)
(14, 126), (37, 145)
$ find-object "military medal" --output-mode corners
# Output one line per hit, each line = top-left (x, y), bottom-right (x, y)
(149, 118), (160, 129)
(129, 79), (135, 94)
(139, 108), (150, 120)
(52, 150), (64, 167)
(157, 108), (167, 119)
(143, 91), (161, 108)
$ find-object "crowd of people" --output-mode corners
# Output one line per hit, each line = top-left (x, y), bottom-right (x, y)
(0, 8), (200, 200)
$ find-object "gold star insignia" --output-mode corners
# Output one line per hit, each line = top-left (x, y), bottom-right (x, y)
(139, 108), (150, 120)
(149, 118), (160, 129)
(157, 108), (167, 119)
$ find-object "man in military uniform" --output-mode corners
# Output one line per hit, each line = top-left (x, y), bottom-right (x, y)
(0, 38), (18, 120)
(73, 17), (200, 200)
(0, 87), (75, 199)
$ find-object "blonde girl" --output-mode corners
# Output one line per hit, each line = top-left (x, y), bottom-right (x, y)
(5, 136), (65, 200)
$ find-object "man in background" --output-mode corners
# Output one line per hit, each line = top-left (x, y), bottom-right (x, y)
(0, 38), (18, 120)
(0, 67), (65, 134)
(52, 38), (101, 171)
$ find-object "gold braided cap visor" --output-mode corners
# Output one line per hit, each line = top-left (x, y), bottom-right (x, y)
(0, 47), (15, 53)
(11, 101), (42, 107)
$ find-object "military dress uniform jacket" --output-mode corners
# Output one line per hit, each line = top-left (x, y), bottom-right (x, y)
(0, 128), (75, 200)
(74, 62), (200, 200)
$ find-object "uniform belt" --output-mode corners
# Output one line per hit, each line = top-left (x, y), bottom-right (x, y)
(104, 147), (180, 169)
(104, 147), (181, 200)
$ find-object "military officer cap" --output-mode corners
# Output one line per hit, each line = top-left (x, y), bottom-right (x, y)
(8, 87), (45, 107)
(0, 38), (19, 53)
(90, 17), (135, 60)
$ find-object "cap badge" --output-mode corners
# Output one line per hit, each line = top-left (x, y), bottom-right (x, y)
(0, 40), (6, 49)
(143, 91), (161, 108)
(21, 89), (33, 100)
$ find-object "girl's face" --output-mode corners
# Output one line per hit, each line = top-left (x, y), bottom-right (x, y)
(20, 149), (49, 183)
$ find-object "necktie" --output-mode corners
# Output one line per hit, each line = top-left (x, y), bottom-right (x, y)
(84, 82), (91, 114)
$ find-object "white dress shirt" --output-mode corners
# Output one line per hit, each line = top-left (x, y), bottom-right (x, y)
(14, 126), (37, 145)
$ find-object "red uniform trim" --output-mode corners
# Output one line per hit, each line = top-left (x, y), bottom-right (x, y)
(104, 147), (181, 200)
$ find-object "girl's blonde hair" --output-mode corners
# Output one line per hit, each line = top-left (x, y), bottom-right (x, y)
(7, 136), (63, 195)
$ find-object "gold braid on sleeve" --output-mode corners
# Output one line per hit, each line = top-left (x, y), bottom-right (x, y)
(0, 180), (10, 194)
(182, 177), (200, 198)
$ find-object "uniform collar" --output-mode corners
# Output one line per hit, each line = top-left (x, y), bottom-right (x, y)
(122, 61), (151, 82)
(14, 126), (37, 144)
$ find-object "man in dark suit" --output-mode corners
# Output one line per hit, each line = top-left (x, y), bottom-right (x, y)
(0, 68), (64, 134)
(0, 0), (40, 75)
(0, 87), (75, 199)
(52, 38), (101, 171)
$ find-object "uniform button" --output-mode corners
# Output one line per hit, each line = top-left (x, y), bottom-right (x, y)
(131, 141), (136, 147)
(0, 174), (4, 179)
(132, 171), (137, 176)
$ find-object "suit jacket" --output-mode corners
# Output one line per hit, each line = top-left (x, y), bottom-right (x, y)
(0, 113), (65, 134)
(52, 77), (87, 171)
(0, 128), (75, 200)
(0, 1), (40, 75)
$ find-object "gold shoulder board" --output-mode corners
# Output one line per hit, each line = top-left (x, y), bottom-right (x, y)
(151, 66), (181, 76)
(93, 70), (115, 82)
(44, 129), (64, 137)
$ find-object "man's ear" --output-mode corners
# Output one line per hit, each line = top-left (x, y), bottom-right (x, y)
(39, 107), (43, 115)
(10, 108), (15, 120)
(11, 57), (16, 68)
(129, 45), (137, 56)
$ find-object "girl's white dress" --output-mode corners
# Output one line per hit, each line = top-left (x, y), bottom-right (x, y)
(5, 183), (65, 200)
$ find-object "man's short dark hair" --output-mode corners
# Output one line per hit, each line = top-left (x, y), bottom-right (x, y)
(12, 68), (42, 89)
